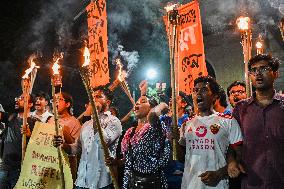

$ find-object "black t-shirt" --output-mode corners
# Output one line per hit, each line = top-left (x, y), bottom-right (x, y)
(1, 113), (36, 170)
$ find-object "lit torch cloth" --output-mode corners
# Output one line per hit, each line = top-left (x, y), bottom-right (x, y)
(179, 113), (243, 189)
(121, 123), (171, 189)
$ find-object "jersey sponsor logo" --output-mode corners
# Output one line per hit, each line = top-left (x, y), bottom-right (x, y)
(195, 125), (207, 137)
(210, 124), (220, 134)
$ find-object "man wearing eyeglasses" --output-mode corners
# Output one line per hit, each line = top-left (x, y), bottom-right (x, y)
(0, 94), (36, 189)
(233, 54), (284, 189)
(49, 92), (81, 186)
(227, 81), (247, 108)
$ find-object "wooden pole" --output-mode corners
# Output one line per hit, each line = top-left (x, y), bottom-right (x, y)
(21, 78), (30, 164)
(51, 76), (66, 189)
(168, 9), (179, 161)
(241, 30), (252, 97)
(79, 68), (120, 189)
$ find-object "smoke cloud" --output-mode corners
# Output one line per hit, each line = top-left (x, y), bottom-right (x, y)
(19, 0), (283, 59)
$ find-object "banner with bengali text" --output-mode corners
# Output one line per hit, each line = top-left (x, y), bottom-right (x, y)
(15, 122), (72, 189)
(86, 0), (110, 87)
(165, 1), (207, 94)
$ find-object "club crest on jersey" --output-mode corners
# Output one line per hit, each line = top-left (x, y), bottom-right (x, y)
(195, 125), (207, 137)
(210, 124), (220, 134)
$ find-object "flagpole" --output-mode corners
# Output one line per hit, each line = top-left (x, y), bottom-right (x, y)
(168, 9), (179, 161)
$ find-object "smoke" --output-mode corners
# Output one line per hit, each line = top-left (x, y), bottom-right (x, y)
(201, 0), (283, 34)
(27, 0), (81, 51)
(112, 45), (139, 76)
(18, 0), (283, 60)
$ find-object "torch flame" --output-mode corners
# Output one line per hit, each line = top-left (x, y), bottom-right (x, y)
(116, 58), (125, 81)
(164, 3), (179, 12)
(52, 53), (63, 75)
(82, 46), (90, 67)
(256, 41), (263, 49)
(22, 56), (39, 79)
(236, 16), (250, 30)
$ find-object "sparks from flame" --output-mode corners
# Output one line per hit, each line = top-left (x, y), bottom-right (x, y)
(22, 55), (39, 79)
(164, 3), (179, 12)
(236, 16), (250, 30)
(82, 46), (90, 67)
(52, 53), (63, 75)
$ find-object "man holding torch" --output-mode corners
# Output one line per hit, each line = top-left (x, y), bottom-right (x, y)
(0, 94), (36, 189)
(53, 85), (122, 189)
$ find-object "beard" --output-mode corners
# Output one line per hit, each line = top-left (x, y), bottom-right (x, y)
(14, 106), (24, 113)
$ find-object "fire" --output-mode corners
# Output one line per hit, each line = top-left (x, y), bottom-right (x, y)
(116, 58), (127, 82)
(22, 55), (39, 79)
(256, 41), (263, 49)
(82, 46), (90, 67)
(52, 53), (63, 75)
(236, 16), (250, 30)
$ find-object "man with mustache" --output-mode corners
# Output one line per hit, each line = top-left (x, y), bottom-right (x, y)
(227, 81), (247, 109)
(233, 54), (284, 189)
(53, 86), (122, 189)
(0, 94), (36, 189)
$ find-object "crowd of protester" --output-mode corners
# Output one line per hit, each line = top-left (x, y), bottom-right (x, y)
(0, 54), (283, 189)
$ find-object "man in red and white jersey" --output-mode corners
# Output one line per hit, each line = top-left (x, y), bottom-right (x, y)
(180, 76), (243, 189)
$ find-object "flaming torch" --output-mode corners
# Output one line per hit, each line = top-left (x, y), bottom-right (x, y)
(165, 3), (180, 161)
(51, 53), (65, 189)
(256, 35), (264, 55)
(21, 55), (39, 163)
(115, 58), (136, 106)
(236, 16), (252, 97)
(79, 46), (120, 189)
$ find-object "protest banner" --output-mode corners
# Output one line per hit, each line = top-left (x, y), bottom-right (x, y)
(15, 122), (72, 189)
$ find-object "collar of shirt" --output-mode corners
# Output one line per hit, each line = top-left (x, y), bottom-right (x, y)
(247, 91), (283, 105)
(104, 111), (111, 116)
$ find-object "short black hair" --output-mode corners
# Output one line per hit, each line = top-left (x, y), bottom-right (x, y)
(248, 54), (280, 72)
(61, 92), (73, 114)
(34, 91), (50, 102)
(217, 87), (228, 108)
(194, 76), (220, 96)
(93, 85), (114, 102)
(227, 81), (246, 96)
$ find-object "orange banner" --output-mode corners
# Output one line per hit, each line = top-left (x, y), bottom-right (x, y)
(165, 1), (207, 95)
(86, 1), (109, 87)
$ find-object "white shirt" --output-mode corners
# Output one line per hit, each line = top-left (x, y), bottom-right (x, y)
(31, 110), (53, 123)
(71, 111), (122, 189)
(180, 113), (243, 189)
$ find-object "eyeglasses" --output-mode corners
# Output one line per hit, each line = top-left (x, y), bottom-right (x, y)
(15, 96), (24, 101)
(229, 90), (245, 95)
(249, 66), (272, 75)
(50, 98), (65, 103)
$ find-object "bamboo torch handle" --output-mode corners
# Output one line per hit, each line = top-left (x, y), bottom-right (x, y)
(21, 79), (30, 164)
(51, 79), (66, 189)
(80, 70), (119, 189)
